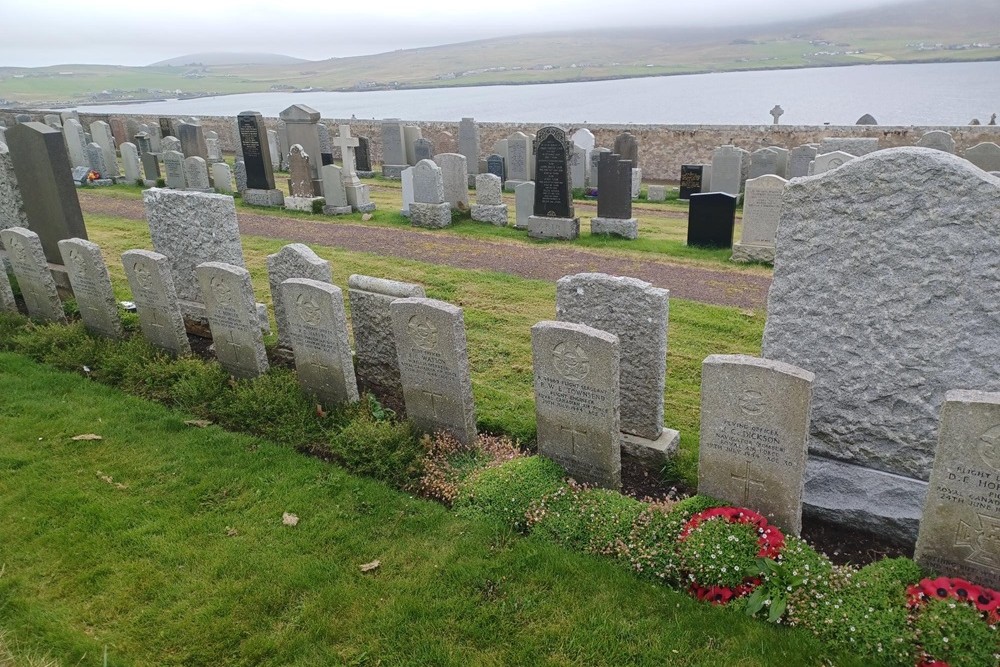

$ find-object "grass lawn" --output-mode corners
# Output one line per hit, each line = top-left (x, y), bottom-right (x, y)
(0, 352), (859, 666)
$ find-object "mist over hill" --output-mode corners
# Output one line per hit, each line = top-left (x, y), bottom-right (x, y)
(149, 52), (309, 67)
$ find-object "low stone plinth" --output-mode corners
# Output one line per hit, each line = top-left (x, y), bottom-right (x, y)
(243, 188), (285, 207)
(471, 204), (508, 226)
(410, 201), (452, 228)
(527, 215), (579, 240)
(731, 242), (775, 263)
(591, 217), (638, 239)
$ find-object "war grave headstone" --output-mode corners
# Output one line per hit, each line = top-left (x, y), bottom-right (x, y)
(591, 153), (637, 239)
(390, 297), (477, 445)
(267, 129), (281, 172)
(470, 174), (508, 226)
(433, 153), (469, 210)
(698, 355), (814, 535)
(647, 185), (667, 202)
(0, 142), (28, 232)
(458, 118), (480, 186)
(380, 119), (408, 179)
(58, 238), (122, 338)
(267, 243), (333, 349)
(317, 123), (334, 166)
(514, 181), (534, 230)
(917, 130), (956, 154)
(161, 136), (182, 154)
(348, 274), (425, 407)
(914, 390), (1000, 589)
(811, 151), (855, 175)
(183, 156), (212, 192)
(486, 154), (505, 184)
(505, 131), (532, 190)
(1, 227), (65, 323)
(403, 125), (423, 166)
(818, 137), (878, 156)
(237, 111), (283, 207)
(355, 136), (374, 177)
(732, 174), (787, 263)
(140, 153), (161, 186)
(334, 124), (375, 213)
(749, 147), (780, 179)
(965, 142), (1000, 172)
(710, 145), (744, 196)
(679, 164), (704, 200)
(788, 145), (819, 178)
(762, 147), (1000, 544)
(86, 143), (113, 183)
(196, 262), (269, 379)
(285, 144), (323, 211)
(212, 162), (233, 194)
(321, 165), (352, 215)
(176, 121), (208, 162)
(280, 278), (358, 407)
(5, 122), (88, 266)
(62, 119), (89, 169)
(527, 127), (578, 240)
(89, 121), (119, 177)
(162, 151), (186, 189)
(409, 159), (452, 228)
(687, 192), (736, 248)
(533, 320), (621, 488)
(414, 137), (434, 163)
(122, 249), (191, 356)
(569, 144), (586, 190)
(280, 105), (323, 192)
(556, 273), (678, 466)
(400, 166), (415, 217)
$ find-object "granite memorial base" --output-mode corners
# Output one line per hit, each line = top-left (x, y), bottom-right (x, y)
(503, 179), (528, 192)
(381, 165), (406, 179)
(323, 204), (353, 216)
(470, 204), (508, 226)
(527, 215), (580, 240)
(284, 196), (323, 212)
(357, 170), (375, 179)
(243, 188), (285, 207)
(731, 243), (775, 263)
(590, 217), (638, 240)
(621, 427), (681, 472)
(410, 202), (452, 228)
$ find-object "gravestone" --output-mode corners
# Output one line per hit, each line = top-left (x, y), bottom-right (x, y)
(771, 147), (789, 178)
(285, 144), (321, 211)
(162, 151), (186, 189)
(121, 249), (191, 356)
(647, 185), (667, 202)
(533, 320), (621, 489)
(0, 261), (16, 313)
(141, 153), (160, 184)
(458, 118), (480, 185)
(710, 145), (744, 196)
(770, 105), (784, 125)
(914, 390), (1000, 589)
(569, 144), (586, 190)
(433, 153), (469, 210)
(147, 123), (162, 153)
(0, 142), (28, 231)
(281, 278), (359, 406)
(400, 166), (414, 216)
(161, 136), (182, 154)
(196, 262), (269, 378)
(158, 118), (174, 142)
(556, 273), (678, 465)
(183, 156), (211, 192)
(211, 162), (233, 194)
(276, 120), (290, 171)
(205, 135), (222, 163)
(44, 114), (62, 130)
(687, 192), (736, 248)
(177, 121), (208, 161)
(486, 154), (505, 184)
(320, 164), (352, 215)
(0, 227), (65, 323)
(120, 142), (141, 184)
(317, 123), (334, 166)
(818, 137), (878, 156)
(856, 113), (878, 125)
(917, 130), (956, 154)
(762, 147), (1000, 544)
(749, 147), (780, 179)
(588, 147), (610, 188)
(514, 181), (534, 230)
(613, 131), (639, 167)
(267, 243), (333, 349)
(470, 173), (507, 226)
(505, 131), (532, 186)
(679, 165), (704, 200)
(811, 151), (855, 175)
(630, 168), (642, 200)
(390, 297), (477, 445)
(333, 124), (375, 213)
(86, 143), (110, 179)
(356, 136), (374, 176)
(414, 137), (434, 162)
(62, 119), (89, 169)
(89, 121), (119, 176)
(234, 161), (248, 196)
(591, 153), (637, 239)
(409, 159), (451, 228)
(380, 119), (407, 178)
(58, 238), (122, 338)
(267, 129), (281, 172)
(237, 111), (277, 193)
(698, 355), (814, 535)
(403, 125), (423, 166)
(5, 122), (88, 264)
(348, 274), (425, 406)
(527, 127), (578, 240)
(571, 128), (596, 154)
(732, 174), (787, 263)
(279, 105), (323, 189)
(787, 145), (819, 178)
(965, 142), (1000, 172)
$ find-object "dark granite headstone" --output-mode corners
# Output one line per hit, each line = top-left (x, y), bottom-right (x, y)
(158, 118), (173, 142)
(237, 111), (276, 191)
(5, 122), (88, 263)
(178, 122), (208, 160)
(687, 192), (737, 249)
(356, 137), (372, 172)
(532, 127), (573, 219)
(486, 154), (505, 183)
(141, 152), (161, 181)
(134, 132), (152, 157)
(679, 164), (704, 200)
(414, 138), (434, 162)
(613, 131), (639, 167)
(597, 153), (633, 219)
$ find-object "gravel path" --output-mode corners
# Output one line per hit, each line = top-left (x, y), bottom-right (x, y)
(78, 191), (771, 309)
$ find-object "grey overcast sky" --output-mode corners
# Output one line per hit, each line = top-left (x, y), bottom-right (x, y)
(1, 0), (915, 68)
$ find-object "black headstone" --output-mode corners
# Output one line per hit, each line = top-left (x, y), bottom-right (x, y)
(679, 164), (704, 200)
(237, 111), (276, 191)
(158, 118), (173, 142)
(141, 152), (161, 180)
(486, 154), (505, 183)
(613, 131), (639, 167)
(355, 137), (372, 172)
(597, 153), (633, 220)
(687, 192), (737, 249)
(321, 153), (334, 167)
(532, 127), (573, 219)
(5, 122), (88, 263)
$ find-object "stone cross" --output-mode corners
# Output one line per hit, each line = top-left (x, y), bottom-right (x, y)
(333, 124), (361, 185)
(770, 105), (784, 125)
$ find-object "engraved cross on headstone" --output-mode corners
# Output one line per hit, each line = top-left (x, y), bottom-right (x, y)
(560, 426), (588, 455)
(770, 105), (784, 125)
(423, 390), (445, 417)
(221, 329), (243, 364)
(731, 460), (766, 505)
(334, 124), (361, 185)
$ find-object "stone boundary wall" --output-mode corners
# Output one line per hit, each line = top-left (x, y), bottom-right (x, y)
(5, 110), (999, 181)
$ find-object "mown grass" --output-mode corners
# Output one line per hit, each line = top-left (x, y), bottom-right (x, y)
(0, 352), (860, 666)
(83, 212), (766, 485)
